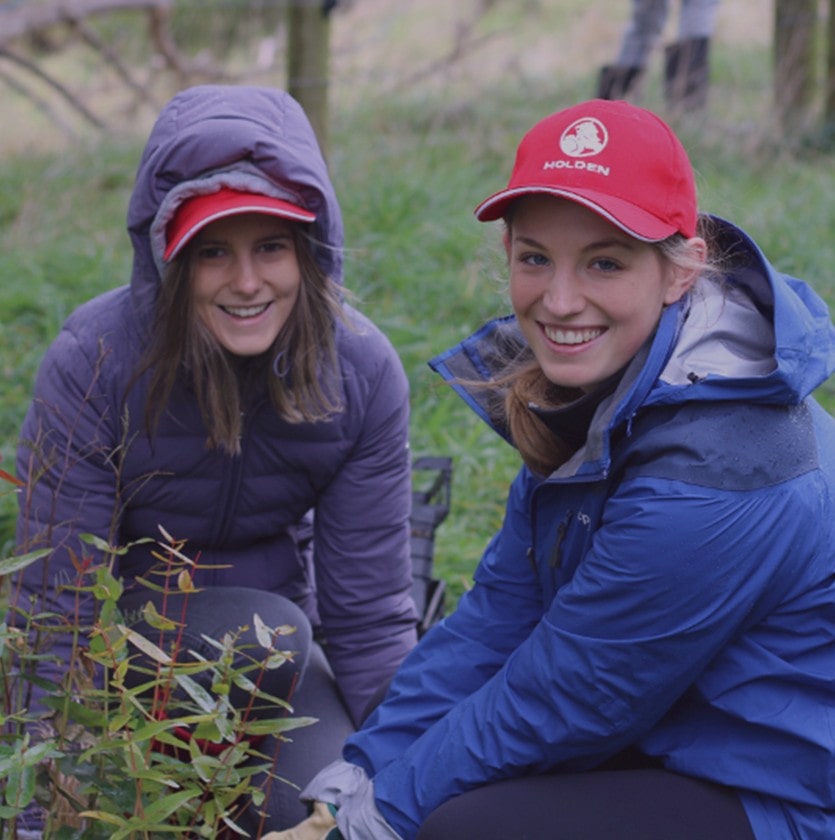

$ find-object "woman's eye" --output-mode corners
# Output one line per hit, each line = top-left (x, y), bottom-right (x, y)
(196, 245), (226, 260)
(591, 256), (621, 272)
(520, 252), (549, 267)
(258, 237), (291, 256)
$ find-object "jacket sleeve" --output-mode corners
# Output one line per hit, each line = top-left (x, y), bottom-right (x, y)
(11, 323), (124, 704)
(343, 466), (542, 773)
(312, 327), (417, 726)
(353, 473), (819, 839)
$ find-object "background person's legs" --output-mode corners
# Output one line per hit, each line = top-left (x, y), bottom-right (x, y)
(617, 0), (670, 67)
(598, 0), (669, 99)
(677, 0), (721, 41)
(665, 0), (721, 109)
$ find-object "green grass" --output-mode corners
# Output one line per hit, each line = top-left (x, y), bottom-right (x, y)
(1, 43), (834, 604)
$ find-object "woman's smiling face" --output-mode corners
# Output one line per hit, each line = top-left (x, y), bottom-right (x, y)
(506, 195), (697, 392)
(190, 213), (301, 357)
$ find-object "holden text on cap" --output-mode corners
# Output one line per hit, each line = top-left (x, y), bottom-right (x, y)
(543, 160), (611, 175)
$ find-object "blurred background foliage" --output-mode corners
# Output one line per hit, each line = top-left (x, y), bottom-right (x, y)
(1, 0), (833, 600)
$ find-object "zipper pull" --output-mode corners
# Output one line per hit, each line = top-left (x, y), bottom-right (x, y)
(548, 512), (572, 569)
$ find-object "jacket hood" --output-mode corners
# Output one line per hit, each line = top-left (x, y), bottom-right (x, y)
(126, 85), (344, 316)
(648, 216), (835, 409)
(430, 216), (835, 441)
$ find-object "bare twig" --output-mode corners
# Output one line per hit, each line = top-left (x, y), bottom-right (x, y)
(146, 4), (191, 84)
(65, 12), (160, 110)
(0, 64), (79, 138)
(0, 0), (172, 46)
(0, 0), (213, 138)
(0, 45), (105, 129)
(391, 0), (504, 92)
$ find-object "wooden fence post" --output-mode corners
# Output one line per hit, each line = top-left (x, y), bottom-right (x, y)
(287, 0), (332, 157)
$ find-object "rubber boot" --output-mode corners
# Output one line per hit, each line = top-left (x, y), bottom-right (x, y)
(596, 65), (644, 100)
(664, 38), (710, 112)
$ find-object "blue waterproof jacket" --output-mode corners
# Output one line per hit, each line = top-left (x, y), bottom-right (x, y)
(12, 86), (416, 725)
(345, 218), (835, 838)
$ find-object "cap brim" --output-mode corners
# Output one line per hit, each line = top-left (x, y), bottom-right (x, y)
(474, 186), (677, 243)
(164, 192), (316, 262)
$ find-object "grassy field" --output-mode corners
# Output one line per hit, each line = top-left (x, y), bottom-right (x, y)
(1, 0), (834, 603)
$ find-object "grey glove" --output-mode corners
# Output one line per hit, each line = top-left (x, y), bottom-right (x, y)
(301, 759), (403, 840)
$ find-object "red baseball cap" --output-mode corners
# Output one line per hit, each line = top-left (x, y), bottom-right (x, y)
(163, 187), (316, 261)
(475, 99), (697, 241)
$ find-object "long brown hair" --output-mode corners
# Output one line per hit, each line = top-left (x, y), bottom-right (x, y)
(137, 224), (345, 455)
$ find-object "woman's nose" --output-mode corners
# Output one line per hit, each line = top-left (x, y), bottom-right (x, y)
(229, 255), (260, 293)
(543, 269), (585, 315)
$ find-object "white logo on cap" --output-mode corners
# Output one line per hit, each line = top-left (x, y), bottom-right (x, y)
(560, 118), (608, 158)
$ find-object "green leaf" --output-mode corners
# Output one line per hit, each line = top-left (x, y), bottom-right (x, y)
(220, 812), (250, 836)
(142, 786), (201, 822)
(243, 715), (318, 736)
(78, 533), (121, 553)
(0, 547), (50, 575)
(106, 710), (133, 734)
(4, 765), (35, 808)
(253, 612), (272, 648)
(16, 739), (64, 765)
(265, 651), (294, 669)
(126, 768), (181, 788)
(79, 808), (127, 825)
(192, 720), (222, 744)
(111, 823), (192, 840)
(190, 753), (220, 783)
(148, 728), (195, 754)
(230, 670), (257, 693)
(108, 713), (210, 749)
(93, 564), (124, 601)
(173, 672), (218, 714)
(120, 626), (173, 665)
(79, 533), (154, 555)
(242, 686), (293, 712)
(56, 697), (109, 728)
(141, 599), (180, 631)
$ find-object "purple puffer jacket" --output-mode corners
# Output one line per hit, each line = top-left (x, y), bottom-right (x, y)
(13, 85), (416, 725)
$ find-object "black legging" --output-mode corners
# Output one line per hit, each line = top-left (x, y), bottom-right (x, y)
(417, 760), (756, 839)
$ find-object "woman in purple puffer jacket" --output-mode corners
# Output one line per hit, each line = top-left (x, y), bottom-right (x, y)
(10, 84), (416, 835)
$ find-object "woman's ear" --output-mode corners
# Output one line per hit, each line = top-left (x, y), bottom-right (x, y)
(663, 236), (707, 305)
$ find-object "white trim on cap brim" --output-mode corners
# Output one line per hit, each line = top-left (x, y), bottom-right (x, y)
(167, 203), (316, 261)
(150, 167), (317, 274)
(475, 186), (677, 243)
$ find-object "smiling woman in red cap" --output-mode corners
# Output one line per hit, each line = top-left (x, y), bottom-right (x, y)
(277, 100), (835, 839)
(10, 85), (416, 837)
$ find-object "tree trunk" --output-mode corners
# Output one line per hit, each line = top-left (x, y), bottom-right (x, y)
(826, 0), (835, 130)
(287, 0), (332, 158)
(773, 0), (817, 131)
